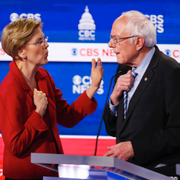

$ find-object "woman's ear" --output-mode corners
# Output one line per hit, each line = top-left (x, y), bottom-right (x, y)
(17, 48), (27, 59)
(136, 36), (145, 51)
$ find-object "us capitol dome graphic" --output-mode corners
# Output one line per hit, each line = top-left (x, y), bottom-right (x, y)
(78, 6), (96, 40)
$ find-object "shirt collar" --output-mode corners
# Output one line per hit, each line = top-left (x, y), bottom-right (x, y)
(135, 46), (155, 75)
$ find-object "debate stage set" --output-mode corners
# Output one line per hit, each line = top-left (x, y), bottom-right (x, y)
(0, 0), (180, 179)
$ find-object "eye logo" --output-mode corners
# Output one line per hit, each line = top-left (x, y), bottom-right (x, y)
(73, 75), (81, 85)
(165, 49), (171, 56)
(72, 48), (78, 56)
(10, 13), (19, 22)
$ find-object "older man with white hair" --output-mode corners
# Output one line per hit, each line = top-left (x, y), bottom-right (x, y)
(103, 10), (180, 178)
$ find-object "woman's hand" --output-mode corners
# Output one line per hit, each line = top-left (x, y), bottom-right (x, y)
(33, 88), (48, 117)
(86, 58), (104, 99)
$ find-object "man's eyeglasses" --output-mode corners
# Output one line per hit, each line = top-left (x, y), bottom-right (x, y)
(110, 35), (138, 44)
(27, 36), (48, 46)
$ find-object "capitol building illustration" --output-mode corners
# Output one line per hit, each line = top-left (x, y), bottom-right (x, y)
(78, 6), (96, 41)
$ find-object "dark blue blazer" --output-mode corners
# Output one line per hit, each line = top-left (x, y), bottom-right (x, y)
(104, 46), (180, 170)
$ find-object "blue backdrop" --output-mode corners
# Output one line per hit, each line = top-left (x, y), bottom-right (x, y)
(0, 0), (180, 136)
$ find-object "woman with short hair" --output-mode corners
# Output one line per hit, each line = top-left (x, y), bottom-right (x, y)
(0, 18), (103, 179)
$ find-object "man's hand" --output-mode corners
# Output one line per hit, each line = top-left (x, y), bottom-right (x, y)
(104, 141), (134, 161)
(110, 70), (135, 105)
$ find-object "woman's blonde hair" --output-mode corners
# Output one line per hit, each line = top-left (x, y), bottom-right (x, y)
(1, 18), (42, 60)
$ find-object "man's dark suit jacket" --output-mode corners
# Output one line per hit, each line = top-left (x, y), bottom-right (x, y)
(104, 46), (180, 172)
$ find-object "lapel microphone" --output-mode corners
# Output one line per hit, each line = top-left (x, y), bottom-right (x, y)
(94, 70), (123, 156)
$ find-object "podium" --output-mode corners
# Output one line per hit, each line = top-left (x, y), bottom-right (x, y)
(31, 153), (172, 180)
(176, 164), (180, 176)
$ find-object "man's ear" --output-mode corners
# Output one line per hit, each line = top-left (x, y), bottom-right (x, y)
(136, 36), (145, 51)
(17, 48), (27, 59)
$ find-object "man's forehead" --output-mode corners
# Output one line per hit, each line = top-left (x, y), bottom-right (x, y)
(114, 16), (128, 26)
(111, 18), (128, 36)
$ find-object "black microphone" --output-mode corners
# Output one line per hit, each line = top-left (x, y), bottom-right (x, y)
(94, 70), (122, 156)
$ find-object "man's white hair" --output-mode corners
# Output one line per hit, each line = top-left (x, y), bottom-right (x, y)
(120, 10), (156, 47)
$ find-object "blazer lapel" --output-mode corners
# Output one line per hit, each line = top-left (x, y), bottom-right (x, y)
(120, 46), (160, 130)
(38, 79), (49, 97)
(36, 68), (49, 97)
(126, 65), (155, 119)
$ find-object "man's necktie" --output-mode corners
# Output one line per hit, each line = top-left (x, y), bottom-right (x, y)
(123, 68), (138, 119)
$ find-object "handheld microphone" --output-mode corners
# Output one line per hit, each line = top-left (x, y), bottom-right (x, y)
(94, 70), (122, 156)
